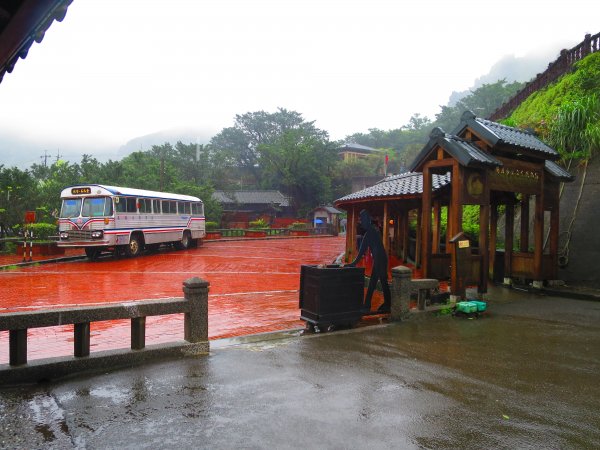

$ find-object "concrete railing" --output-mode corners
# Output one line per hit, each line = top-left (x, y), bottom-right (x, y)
(0, 277), (209, 384)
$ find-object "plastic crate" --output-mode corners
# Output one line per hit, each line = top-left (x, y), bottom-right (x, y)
(470, 300), (487, 312)
(456, 301), (477, 314)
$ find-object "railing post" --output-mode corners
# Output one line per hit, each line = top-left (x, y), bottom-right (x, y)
(183, 277), (209, 344)
(74, 322), (90, 357)
(131, 317), (146, 350)
(390, 266), (412, 322)
(9, 329), (27, 366)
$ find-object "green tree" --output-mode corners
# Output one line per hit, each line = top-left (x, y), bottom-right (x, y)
(258, 128), (336, 214)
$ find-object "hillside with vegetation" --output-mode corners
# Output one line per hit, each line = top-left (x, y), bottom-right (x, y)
(505, 52), (600, 284)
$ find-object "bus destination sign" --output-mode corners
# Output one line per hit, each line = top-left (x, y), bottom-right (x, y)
(71, 187), (92, 195)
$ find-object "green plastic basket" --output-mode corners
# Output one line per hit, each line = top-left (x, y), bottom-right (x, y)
(456, 301), (477, 314)
(470, 300), (487, 312)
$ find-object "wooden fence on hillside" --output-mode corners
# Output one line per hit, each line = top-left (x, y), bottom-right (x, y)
(489, 32), (600, 121)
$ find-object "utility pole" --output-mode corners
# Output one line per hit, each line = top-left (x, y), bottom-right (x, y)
(40, 150), (50, 167)
(55, 149), (63, 163)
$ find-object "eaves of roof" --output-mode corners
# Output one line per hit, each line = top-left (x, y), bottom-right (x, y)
(0, 0), (73, 85)
(335, 171), (451, 205)
(453, 110), (559, 159)
(409, 127), (502, 172)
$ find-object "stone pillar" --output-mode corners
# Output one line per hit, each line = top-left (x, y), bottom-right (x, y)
(183, 277), (210, 352)
(390, 266), (412, 321)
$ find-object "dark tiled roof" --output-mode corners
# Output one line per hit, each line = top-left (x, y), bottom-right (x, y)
(335, 171), (451, 204)
(456, 111), (558, 159)
(545, 160), (575, 181)
(212, 190), (290, 207)
(0, 0), (73, 85)
(337, 142), (379, 153)
(409, 127), (502, 172)
(313, 206), (344, 215)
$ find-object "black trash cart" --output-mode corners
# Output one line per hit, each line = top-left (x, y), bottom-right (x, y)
(299, 264), (365, 332)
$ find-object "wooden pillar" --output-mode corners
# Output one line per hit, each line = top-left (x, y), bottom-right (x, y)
(383, 202), (389, 255)
(432, 200), (441, 254)
(504, 203), (514, 277)
(416, 207), (422, 268)
(489, 203), (498, 280)
(421, 166), (432, 276)
(550, 202), (560, 279)
(402, 209), (409, 262)
(449, 163), (462, 292)
(534, 191), (545, 280)
(479, 203), (490, 293)
(520, 195), (530, 252)
(346, 207), (356, 263)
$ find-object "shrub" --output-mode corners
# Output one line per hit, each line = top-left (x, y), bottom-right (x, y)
(289, 222), (308, 230)
(26, 223), (57, 240)
(249, 218), (269, 229)
(205, 221), (219, 231)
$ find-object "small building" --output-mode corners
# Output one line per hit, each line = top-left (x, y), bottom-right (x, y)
(337, 142), (381, 162)
(335, 111), (573, 297)
(212, 190), (292, 228)
(309, 206), (344, 231)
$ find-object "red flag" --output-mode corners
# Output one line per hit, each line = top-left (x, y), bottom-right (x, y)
(385, 154), (389, 165)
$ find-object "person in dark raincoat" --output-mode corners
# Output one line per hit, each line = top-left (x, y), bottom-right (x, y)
(347, 209), (391, 313)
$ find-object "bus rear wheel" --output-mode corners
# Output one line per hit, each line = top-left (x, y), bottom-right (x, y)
(175, 231), (192, 250)
(126, 235), (143, 257)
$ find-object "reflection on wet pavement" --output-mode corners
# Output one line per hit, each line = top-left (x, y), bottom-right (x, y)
(0, 237), (345, 362)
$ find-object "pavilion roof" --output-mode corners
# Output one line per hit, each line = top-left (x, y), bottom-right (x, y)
(335, 171), (451, 205)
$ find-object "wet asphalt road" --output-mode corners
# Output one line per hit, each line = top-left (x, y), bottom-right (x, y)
(1, 286), (599, 449)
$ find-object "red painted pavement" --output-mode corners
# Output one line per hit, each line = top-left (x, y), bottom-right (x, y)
(0, 237), (350, 362)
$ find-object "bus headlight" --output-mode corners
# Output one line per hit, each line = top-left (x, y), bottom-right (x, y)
(60, 231), (69, 240)
(91, 230), (104, 239)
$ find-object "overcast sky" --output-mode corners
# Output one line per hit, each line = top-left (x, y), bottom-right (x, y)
(0, 0), (598, 164)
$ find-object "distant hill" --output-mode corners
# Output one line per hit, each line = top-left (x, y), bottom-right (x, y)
(448, 43), (572, 107)
(117, 127), (214, 157)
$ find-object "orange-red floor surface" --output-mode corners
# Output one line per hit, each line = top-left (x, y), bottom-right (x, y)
(0, 237), (349, 362)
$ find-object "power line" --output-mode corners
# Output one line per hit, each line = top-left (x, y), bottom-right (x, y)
(40, 150), (50, 167)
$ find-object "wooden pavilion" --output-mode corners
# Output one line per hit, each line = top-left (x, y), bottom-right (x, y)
(335, 111), (573, 297)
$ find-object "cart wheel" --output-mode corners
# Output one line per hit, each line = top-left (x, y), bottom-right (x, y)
(326, 324), (336, 332)
(313, 325), (321, 333)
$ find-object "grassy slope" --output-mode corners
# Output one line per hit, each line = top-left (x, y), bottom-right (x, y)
(508, 52), (600, 132)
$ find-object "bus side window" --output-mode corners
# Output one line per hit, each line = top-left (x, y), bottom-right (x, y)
(116, 197), (126, 213)
(139, 198), (151, 213)
(126, 197), (137, 213)
(183, 202), (191, 215)
(152, 199), (160, 214)
(106, 197), (114, 216)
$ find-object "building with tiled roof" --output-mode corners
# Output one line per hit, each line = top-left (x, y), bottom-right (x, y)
(212, 190), (293, 228)
(338, 142), (382, 162)
(335, 111), (573, 297)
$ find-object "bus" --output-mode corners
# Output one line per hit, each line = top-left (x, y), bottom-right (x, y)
(58, 184), (205, 260)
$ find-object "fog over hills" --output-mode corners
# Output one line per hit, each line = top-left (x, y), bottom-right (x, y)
(447, 43), (569, 106)
(0, 44), (573, 170)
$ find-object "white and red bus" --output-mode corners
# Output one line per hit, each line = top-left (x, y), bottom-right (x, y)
(58, 184), (205, 259)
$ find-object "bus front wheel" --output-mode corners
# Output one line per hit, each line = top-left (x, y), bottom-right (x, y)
(85, 247), (100, 261)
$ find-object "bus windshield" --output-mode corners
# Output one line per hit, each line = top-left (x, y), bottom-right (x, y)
(82, 197), (113, 217)
(60, 198), (82, 218)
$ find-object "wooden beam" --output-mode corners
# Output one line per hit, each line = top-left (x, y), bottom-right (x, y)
(402, 210), (409, 262)
(534, 192), (545, 280)
(383, 202), (389, 255)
